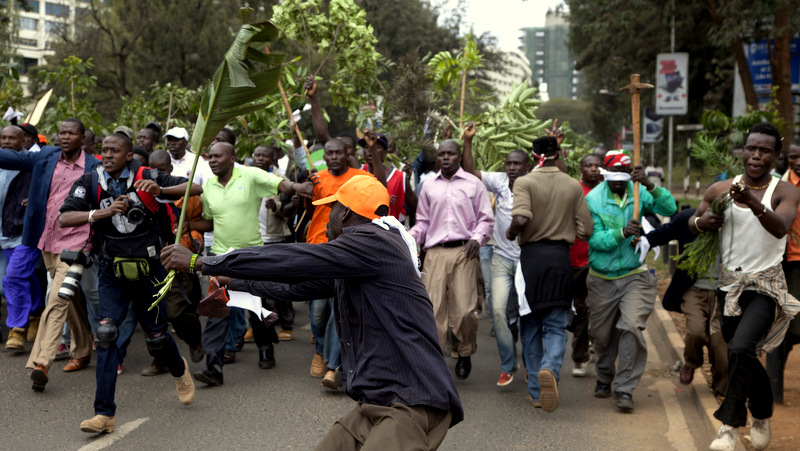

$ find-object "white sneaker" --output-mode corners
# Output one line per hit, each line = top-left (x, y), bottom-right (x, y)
(749, 418), (770, 450)
(710, 424), (738, 451)
(572, 361), (589, 378)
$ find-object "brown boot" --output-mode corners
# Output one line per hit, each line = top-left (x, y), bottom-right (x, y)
(27, 316), (41, 342)
(310, 353), (325, 378)
(80, 415), (115, 434)
(140, 359), (170, 376)
(174, 357), (195, 406)
(5, 328), (25, 350)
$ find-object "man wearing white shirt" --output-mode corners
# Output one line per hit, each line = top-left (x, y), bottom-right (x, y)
(164, 127), (214, 186)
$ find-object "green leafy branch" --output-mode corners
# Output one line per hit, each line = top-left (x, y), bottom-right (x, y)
(150, 8), (285, 310)
(272, 0), (382, 119)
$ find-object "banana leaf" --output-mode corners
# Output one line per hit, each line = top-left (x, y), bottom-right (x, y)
(151, 8), (284, 310)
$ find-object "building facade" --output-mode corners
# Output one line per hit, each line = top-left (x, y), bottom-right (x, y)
(520, 11), (579, 100)
(484, 47), (532, 101)
(8, 0), (84, 92)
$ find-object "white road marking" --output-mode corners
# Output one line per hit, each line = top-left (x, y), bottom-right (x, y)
(77, 417), (149, 451)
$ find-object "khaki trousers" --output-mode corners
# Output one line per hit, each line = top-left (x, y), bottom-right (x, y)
(26, 251), (92, 371)
(682, 286), (728, 395)
(315, 403), (451, 451)
(421, 246), (479, 357)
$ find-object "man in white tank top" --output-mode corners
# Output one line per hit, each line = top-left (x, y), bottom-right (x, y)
(691, 123), (800, 451)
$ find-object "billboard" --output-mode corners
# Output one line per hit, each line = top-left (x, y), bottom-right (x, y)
(655, 53), (689, 115)
(643, 107), (663, 143)
(745, 38), (800, 95)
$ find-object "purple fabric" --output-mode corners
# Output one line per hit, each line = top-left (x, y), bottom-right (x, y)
(3, 245), (43, 328)
(38, 152), (91, 253)
(409, 167), (494, 249)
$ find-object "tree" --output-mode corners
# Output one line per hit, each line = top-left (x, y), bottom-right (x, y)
(535, 98), (593, 136)
(703, 0), (799, 142)
(44, 0), (245, 119)
(569, 1), (740, 149)
(567, 0), (799, 147)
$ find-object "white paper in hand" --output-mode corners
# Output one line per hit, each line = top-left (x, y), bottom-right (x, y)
(227, 290), (274, 322)
(634, 217), (661, 263)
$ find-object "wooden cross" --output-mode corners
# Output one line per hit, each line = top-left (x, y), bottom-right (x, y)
(619, 74), (654, 220)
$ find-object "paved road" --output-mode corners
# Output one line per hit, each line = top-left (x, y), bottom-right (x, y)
(1, 304), (713, 450)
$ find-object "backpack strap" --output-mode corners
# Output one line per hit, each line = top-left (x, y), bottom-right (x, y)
(134, 166), (160, 214)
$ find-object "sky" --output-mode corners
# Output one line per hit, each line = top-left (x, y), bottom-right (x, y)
(442, 0), (567, 50)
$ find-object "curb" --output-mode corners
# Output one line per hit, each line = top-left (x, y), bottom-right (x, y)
(651, 303), (747, 451)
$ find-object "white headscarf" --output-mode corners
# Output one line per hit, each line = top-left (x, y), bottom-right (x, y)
(371, 216), (421, 277)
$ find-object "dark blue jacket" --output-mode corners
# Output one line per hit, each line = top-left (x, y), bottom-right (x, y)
(643, 207), (697, 312)
(0, 146), (99, 248)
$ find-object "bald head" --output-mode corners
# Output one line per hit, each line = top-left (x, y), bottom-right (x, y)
(208, 142), (237, 177)
(438, 139), (461, 154)
(210, 141), (235, 157)
(149, 149), (172, 173)
(1, 126), (24, 151)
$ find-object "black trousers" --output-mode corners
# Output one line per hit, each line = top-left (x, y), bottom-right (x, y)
(714, 290), (775, 427)
(250, 297), (279, 348)
(569, 265), (591, 364)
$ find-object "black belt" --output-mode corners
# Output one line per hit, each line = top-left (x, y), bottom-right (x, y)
(438, 240), (467, 248)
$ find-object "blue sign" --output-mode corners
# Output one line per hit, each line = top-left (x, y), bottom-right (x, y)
(745, 38), (800, 95)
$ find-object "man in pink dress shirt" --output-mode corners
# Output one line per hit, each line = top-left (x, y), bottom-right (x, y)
(409, 139), (494, 380)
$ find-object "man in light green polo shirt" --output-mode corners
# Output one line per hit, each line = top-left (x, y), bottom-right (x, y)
(194, 142), (314, 386)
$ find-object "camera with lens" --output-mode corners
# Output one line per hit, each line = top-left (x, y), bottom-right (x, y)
(124, 198), (146, 226)
(58, 250), (93, 301)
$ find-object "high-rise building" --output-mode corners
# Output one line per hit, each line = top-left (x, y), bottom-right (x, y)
(483, 47), (532, 101)
(7, 0), (84, 93)
(520, 11), (580, 100)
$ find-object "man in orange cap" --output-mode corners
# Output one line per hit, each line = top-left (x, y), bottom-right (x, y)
(161, 175), (463, 449)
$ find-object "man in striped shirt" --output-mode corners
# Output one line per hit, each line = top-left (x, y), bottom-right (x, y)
(161, 175), (463, 449)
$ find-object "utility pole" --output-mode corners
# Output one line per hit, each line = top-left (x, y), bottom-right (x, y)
(666, 0), (675, 193)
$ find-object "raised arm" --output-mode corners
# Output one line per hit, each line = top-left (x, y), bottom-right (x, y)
(460, 121), (481, 179)
(305, 77), (331, 145)
(363, 129), (387, 187)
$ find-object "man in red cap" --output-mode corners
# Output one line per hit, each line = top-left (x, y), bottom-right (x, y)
(161, 175), (463, 449)
(584, 150), (676, 412)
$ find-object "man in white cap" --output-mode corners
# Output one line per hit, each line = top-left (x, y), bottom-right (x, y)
(164, 127), (214, 187)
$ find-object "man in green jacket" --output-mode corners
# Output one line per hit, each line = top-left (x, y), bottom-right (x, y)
(585, 150), (677, 412)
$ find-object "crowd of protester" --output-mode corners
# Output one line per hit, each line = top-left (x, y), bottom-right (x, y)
(1, 81), (799, 450)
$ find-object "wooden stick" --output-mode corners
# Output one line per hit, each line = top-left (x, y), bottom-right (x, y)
(294, 210), (307, 233)
(619, 74), (653, 221)
(266, 46), (315, 172)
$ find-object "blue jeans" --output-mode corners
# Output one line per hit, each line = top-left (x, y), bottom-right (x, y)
(310, 298), (340, 369)
(490, 254), (518, 374)
(520, 306), (569, 401)
(479, 245), (493, 312)
(62, 257), (103, 345)
(115, 301), (137, 364)
(80, 257), (101, 335)
(94, 258), (184, 416)
(224, 307), (248, 353)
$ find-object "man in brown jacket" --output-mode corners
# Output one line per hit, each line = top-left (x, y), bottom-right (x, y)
(507, 136), (592, 413)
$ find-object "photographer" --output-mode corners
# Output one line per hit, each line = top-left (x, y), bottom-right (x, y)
(59, 133), (202, 434)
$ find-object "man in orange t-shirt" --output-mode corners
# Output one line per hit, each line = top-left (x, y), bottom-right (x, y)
(306, 138), (373, 388)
